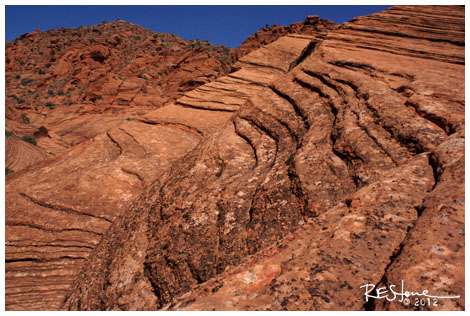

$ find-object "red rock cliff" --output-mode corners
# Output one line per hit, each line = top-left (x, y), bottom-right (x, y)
(5, 5), (464, 311)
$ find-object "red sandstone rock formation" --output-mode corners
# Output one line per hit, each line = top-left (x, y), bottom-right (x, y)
(235, 14), (337, 58)
(5, 20), (235, 172)
(5, 5), (464, 311)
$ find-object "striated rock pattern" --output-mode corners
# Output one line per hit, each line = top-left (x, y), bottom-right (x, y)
(235, 14), (338, 58)
(5, 29), (315, 310)
(5, 20), (235, 172)
(5, 5), (464, 311)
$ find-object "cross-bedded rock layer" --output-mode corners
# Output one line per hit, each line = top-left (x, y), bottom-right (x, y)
(5, 5), (464, 311)
(5, 27), (317, 310)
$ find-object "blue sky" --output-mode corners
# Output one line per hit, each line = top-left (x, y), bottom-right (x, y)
(5, 5), (391, 47)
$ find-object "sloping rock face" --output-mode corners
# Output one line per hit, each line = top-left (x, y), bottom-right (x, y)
(235, 15), (338, 58)
(5, 5), (464, 311)
(5, 20), (235, 172)
(59, 5), (465, 311)
(5, 28), (317, 310)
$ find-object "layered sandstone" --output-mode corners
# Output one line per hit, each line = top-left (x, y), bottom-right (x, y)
(5, 28), (317, 310)
(5, 20), (235, 172)
(5, 5), (465, 311)
(235, 14), (338, 57)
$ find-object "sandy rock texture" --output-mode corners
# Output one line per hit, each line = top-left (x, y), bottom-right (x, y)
(5, 20), (236, 172)
(5, 5), (464, 311)
(5, 26), (316, 310)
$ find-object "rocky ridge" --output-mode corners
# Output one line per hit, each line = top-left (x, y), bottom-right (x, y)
(5, 20), (236, 172)
(5, 24), (319, 310)
(5, 5), (465, 311)
(236, 14), (337, 57)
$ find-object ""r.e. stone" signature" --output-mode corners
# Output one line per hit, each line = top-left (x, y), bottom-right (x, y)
(360, 280), (460, 306)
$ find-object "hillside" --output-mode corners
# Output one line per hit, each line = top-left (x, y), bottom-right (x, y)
(5, 20), (238, 169)
(5, 6), (465, 311)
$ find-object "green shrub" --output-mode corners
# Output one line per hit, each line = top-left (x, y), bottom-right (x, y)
(15, 74), (21, 79)
(57, 90), (64, 96)
(6, 167), (13, 175)
(45, 63), (51, 68)
(5, 131), (13, 138)
(45, 102), (55, 108)
(153, 34), (159, 39)
(96, 94), (102, 100)
(38, 69), (46, 75)
(21, 135), (37, 145)
(21, 113), (30, 124)
(48, 89), (54, 96)
(8, 94), (25, 104)
(50, 49), (56, 56)
(20, 78), (33, 86)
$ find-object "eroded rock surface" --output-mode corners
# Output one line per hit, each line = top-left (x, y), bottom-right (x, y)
(5, 29), (315, 310)
(5, 5), (464, 311)
(5, 20), (236, 172)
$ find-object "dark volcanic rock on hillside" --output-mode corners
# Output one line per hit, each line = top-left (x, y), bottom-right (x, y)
(5, 5), (465, 311)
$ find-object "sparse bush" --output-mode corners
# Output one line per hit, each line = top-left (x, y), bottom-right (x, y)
(38, 69), (46, 75)
(21, 113), (30, 124)
(96, 94), (102, 100)
(57, 90), (64, 96)
(8, 94), (25, 104)
(20, 78), (33, 86)
(153, 34), (159, 39)
(5, 131), (13, 138)
(6, 167), (13, 175)
(21, 135), (37, 146)
(15, 74), (20, 79)
(45, 102), (54, 108)
(50, 49), (56, 56)
(48, 89), (54, 96)
(45, 63), (51, 68)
